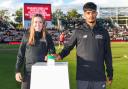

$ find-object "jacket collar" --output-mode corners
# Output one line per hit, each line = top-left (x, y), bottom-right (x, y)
(82, 20), (103, 31)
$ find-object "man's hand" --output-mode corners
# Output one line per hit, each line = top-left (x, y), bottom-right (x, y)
(56, 54), (62, 60)
(15, 72), (22, 82)
(51, 54), (62, 60)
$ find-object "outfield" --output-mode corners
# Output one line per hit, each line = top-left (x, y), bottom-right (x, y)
(0, 42), (128, 89)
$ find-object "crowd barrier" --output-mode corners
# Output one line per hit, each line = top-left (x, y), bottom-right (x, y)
(7, 42), (21, 45)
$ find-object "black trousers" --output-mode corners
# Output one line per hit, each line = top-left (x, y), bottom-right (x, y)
(21, 73), (31, 89)
(77, 80), (106, 89)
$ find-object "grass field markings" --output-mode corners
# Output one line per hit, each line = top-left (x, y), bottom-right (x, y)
(123, 54), (128, 59)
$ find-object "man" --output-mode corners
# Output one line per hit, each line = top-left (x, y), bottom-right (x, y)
(56, 2), (113, 89)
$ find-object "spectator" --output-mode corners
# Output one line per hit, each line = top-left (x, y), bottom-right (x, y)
(58, 32), (65, 49)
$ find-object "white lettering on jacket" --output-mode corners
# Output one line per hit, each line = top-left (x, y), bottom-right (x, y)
(95, 34), (103, 39)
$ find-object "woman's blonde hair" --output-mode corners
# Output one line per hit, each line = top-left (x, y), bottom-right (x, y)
(28, 14), (47, 45)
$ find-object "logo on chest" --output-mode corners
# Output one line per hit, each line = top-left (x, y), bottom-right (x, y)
(83, 35), (88, 38)
(95, 34), (103, 39)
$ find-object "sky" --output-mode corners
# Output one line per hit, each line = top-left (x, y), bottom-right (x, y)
(0, 0), (128, 14)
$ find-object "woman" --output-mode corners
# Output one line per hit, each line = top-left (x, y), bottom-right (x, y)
(15, 14), (56, 89)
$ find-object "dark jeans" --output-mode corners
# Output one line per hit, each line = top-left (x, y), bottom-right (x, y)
(21, 73), (31, 89)
(77, 80), (106, 89)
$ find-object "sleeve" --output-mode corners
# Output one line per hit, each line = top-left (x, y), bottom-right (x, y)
(15, 34), (27, 73)
(104, 29), (113, 80)
(59, 30), (77, 59)
(47, 34), (56, 54)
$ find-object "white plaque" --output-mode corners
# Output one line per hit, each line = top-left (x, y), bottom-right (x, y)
(30, 62), (70, 89)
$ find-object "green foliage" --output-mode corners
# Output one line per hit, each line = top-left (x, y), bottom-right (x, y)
(67, 9), (81, 19)
(15, 8), (22, 23)
(52, 9), (64, 26)
(0, 9), (10, 21)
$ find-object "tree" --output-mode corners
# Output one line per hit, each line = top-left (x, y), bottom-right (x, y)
(52, 9), (65, 29)
(0, 9), (10, 21)
(52, 9), (82, 30)
(15, 8), (22, 23)
(52, 12), (58, 26)
(67, 9), (81, 19)
(14, 8), (23, 28)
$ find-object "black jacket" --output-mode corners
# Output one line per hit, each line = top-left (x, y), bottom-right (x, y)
(59, 21), (113, 81)
(16, 31), (56, 73)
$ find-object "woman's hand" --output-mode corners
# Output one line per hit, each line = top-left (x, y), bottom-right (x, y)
(15, 72), (22, 82)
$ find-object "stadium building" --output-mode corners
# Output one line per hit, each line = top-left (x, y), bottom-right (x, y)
(99, 7), (128, 28)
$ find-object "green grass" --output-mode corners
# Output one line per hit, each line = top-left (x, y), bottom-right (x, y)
(0, 47), (20, 89)
(0, 42), (128, 89)
(0, 43), (19, 49)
